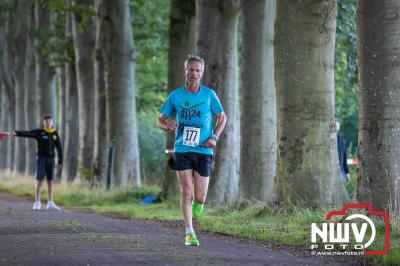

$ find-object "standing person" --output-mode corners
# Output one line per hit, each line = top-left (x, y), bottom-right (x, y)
(11, 115), (63, 210)
(334, 119), (350, 183)
(157, 55), (227, 246)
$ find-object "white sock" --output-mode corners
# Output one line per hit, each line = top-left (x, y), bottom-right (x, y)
(186, 227), (194, 234)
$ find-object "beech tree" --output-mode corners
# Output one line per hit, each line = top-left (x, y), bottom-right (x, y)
(274, 0), (348, 206)
(96, 0), (141, 186)
(356, 0), (400, 214)
(196, 0), (241, 203)
(240, 0), (276, 201)
(71, 0), (95, 181)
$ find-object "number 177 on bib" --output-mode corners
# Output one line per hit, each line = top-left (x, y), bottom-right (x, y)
(183, 126), (200, 147)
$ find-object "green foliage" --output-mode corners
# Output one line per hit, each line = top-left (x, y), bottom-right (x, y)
(344, 164), (357, 200)
(200, 203), (326, 246)
(34, 0), (72, 67)
(130, 0), (170, 184)
(335, 0), (358, 153)
(39, 0), (95, 31)
(68, 3), (96, 33)
(0, 0), (11, 14)
(379, 248), (400, 266)
(39, 0), (67, 12)
(79, 167), (93, 183)
(0, 175), (160, 206)
(57, 186), (161, 206)
(93, 201), (181, 221)
(130, 0), (170, 113)
(35, 0), (95, 68)
(370, 223), (400, 265)
(137, 113), (166, 185)
(35, 19), (75, 67)
(37, 0), (170, 183)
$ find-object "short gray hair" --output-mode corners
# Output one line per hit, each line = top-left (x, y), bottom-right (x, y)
(184, 55), (205, 72)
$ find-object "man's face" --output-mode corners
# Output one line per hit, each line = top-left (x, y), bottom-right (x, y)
(43, 118), (54, 129)
(185, 61), (203, 87)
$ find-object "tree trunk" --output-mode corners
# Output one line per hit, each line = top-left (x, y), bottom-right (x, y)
(0, 16), (4, 169)
(0, 84), (8, 170)
(3, 6), (16, 172)
(58, 66), (67, 142)
(240, 0), (276, 201)
(35, 0), (57, 118)
(97, 0), (141, 187)
(71, 0), (95, 181)
(356, 0), (400, 215)
(196, 0), (241, 204)
(24, 2), (38, 175)
(61, 63), (79, 183)
(51, 8), (67, 139)
(61, 11), (79, 184)
(274, 0), (348, 206)
(162, 0), (196, 198)
(92, 1), (107, 187)
(11, 2), (29, 174)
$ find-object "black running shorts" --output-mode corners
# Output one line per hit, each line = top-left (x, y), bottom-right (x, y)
(168, 152), (213, 177)
(36, 157), (55, 181)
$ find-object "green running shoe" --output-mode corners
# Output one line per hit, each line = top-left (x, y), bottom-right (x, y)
(185, 232), (200, 246)
(192, 201), (204, 219)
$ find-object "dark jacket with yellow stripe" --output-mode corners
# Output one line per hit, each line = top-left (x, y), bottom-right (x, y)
(15, 128), (63, 164)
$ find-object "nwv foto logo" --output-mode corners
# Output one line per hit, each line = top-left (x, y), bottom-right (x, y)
(310, 203), (390, 256)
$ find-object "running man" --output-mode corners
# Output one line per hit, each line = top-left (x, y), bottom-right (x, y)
(157, 55), (227, 246)
(11, 115), (63, 210)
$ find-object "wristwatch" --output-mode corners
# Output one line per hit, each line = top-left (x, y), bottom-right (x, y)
(211, 134), (219, 142)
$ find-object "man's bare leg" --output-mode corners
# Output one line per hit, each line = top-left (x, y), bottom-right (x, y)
(177, 170), (194, 230)
(193, 171), (209, 204)
(45, 180), (61, 210)
(47, 180), (53, 202)
(35, 180), (43, 202)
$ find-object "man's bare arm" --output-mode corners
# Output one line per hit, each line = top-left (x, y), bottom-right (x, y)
(213, 112), (227, 138)
(203, 112), (227, 148)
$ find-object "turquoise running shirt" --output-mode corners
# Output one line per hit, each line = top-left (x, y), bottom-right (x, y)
(160, 85), (224, 155)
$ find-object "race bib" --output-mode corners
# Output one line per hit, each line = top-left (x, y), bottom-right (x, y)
(183, 126), (201, 147)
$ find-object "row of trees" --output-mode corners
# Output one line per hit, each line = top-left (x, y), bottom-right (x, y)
(163, 0), (349, 206)
(166, 0), (400, 214)
(0, 0), (397, 213)
(0, 0), (140, 187)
